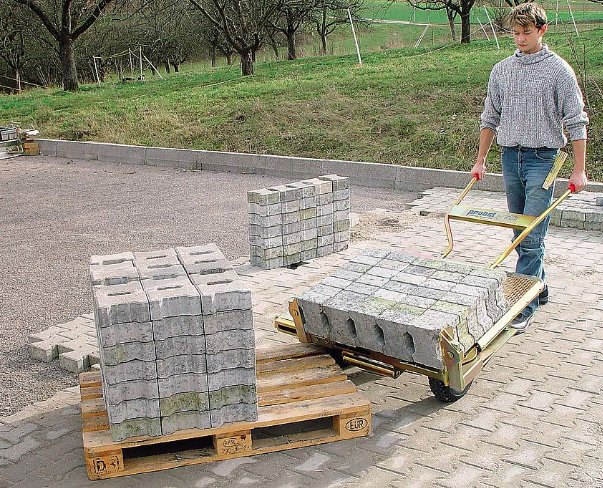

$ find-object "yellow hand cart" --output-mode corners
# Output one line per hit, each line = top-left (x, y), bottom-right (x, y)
(275, 153), (575, 402)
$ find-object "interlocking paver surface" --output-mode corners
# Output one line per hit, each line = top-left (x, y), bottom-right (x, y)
(1, 156), (602, 487)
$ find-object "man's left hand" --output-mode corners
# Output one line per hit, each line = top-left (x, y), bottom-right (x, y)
(568, 169), (588, 193)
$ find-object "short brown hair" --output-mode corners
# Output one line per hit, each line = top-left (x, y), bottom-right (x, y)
(506, 2), (548, 29)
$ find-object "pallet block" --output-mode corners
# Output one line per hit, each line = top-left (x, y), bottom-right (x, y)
(80, 343), (371, 480)
(23, 141), (40, 156)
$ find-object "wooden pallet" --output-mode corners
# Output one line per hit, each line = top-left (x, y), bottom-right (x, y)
(80, 343), (371, 480)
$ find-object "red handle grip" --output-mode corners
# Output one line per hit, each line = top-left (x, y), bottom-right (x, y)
(472, 173), (481, 181)
(569, 183), (576, 193)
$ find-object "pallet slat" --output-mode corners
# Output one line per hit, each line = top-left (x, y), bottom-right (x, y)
(256, 354), (335, 374)
(257, 379), (358, 407)
(80, 343), (371, 480)
(255, 343), (323, 363)
(258, 364), (347, 392)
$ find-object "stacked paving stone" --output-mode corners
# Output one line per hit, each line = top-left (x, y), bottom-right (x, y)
(176, 245), (257, 428)
(297, 250), (508, 370)
(90, 245), (256, 442)
(248, 174), (350, 269)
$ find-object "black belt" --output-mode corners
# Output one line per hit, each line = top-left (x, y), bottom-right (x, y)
(506, 145), (557, 152)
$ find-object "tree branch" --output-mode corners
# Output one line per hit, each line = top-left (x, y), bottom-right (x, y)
(72, 0), (115, 40)
(62, 0), (74, 33)
(10, 0), (60, 39)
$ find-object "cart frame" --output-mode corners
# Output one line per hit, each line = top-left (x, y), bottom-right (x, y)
(275, 160), (575, 401)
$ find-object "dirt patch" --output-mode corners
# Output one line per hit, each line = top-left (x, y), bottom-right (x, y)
(351, 208), (426, 241)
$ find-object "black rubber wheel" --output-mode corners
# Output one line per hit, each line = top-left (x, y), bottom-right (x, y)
(428, 377), (472, 402)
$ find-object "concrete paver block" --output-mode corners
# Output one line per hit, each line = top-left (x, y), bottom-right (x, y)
(104, 380), (160, 404)
(93, 281), (150, 326)
(109, 418), (162, 442)
(155, 335), (207, 359)
(158, 373), (209, 397)
(102, 341), (157, 366)
(156, 354), (208, 377)
(105, 398), (160, 425)
(161, 410), (211, 435)
(159, 392), (210, 417)
(102, 359), (158, 385)
(90, 261), (139, 286)
(152, 315), (205, 340)
(142, 275), (202, 319)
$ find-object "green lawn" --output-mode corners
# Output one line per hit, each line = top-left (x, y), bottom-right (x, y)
(2, 28), (602, 179)
(362, 0), (603, 24)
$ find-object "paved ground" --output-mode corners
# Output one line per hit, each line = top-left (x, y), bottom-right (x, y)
(1, 156), (602, 487)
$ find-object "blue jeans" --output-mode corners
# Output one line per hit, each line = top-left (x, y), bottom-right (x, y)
(502, 146), (557, 318)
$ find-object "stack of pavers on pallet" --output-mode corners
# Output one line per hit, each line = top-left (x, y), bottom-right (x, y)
(297, 249), (508, 370)
(248, 174), (350, 269)
(90, 244), (256, 442)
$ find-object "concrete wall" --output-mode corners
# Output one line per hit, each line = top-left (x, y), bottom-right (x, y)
(38, 139), (603, 195)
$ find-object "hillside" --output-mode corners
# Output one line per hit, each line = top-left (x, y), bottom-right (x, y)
(1, 29), (602, 179)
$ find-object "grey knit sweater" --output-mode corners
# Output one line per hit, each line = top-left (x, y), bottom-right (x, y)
(480, 45), (588, 149)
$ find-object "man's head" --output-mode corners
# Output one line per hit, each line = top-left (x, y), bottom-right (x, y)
(506, 2), (548, 54)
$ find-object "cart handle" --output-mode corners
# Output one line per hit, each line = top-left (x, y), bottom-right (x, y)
(442, 177), (479, 258)
(489, 186), (574, 268)
(443, 177), (576, 266)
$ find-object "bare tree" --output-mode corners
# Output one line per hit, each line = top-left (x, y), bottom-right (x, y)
(4, 0), (116, 90)
(189, 0), (282, 75)
(196, 13), (235, 66)
(135, 0), (201, 73)
(0, 8), (27, 91)
(313, 0), (362, 55)
(408, 0), (476, 44)
(270, 0), (318, 60)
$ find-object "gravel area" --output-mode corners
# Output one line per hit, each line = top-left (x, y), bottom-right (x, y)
(0, 155), (418, 416)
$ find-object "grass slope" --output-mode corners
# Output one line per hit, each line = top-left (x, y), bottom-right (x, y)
(2, 28), (602, 179)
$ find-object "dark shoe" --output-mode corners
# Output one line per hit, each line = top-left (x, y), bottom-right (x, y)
(510, 314), (533, 335)
(539, 285), (549, 305)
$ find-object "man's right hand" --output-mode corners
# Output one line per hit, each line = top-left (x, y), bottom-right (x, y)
(471, 160), (487, 180)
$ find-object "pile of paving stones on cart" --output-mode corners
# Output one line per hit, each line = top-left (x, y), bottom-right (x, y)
(297, 249), (510, 370)
(248, 174), (350, 269)
(408, 187), (603, 230)
(90, 245), (256, 441)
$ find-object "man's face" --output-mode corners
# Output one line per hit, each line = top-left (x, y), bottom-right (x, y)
(512, 22), (547, 54)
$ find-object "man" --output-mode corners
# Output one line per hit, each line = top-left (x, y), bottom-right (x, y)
(471, 2), (588, 333)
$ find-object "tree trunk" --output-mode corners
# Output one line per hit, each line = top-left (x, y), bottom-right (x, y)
(59, 35), (79, 91)
(320, 33), (327, 55)
(460, 12), (471, 44)
(165, 60), (171, 73)
(241, 50), (254, 76)
(15, 66), (22, 93)
(210, 45), (217, 67)
(271, 41), (279, 59)
(226, 52), (233, 65)
(447, 10), (457, 42)
(172, 62), (179, 73)
(319, 4), (328, 55)
(287, 31), (296, 60)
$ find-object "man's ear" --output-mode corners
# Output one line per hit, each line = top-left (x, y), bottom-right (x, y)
(540, 23), (548, 35)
